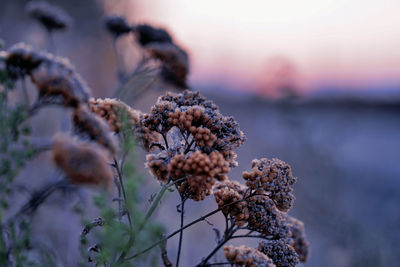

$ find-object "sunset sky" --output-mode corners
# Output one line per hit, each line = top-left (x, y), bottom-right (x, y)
(104, 0), (400, 94)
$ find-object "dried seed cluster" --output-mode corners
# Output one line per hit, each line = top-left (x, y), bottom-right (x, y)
(224, 245), (275, 267)
(246, 195), (289, 239)
(143, 90), (245, 166)
(146, 42), (189, 88)
(286, 216), (309, 262)
(144, 90), (245, 201)
(26, 1), (72, 32)
(132, 24), (173, 47)
(258, 240), (299, 267)
(242, 158), (296, 211)
(52, 134), (113, 187)
(72, 105), (118, 154)
(167, 151), (230, 200)
(89, 98), (141, 133)
(214, 180), (249, 226)
(5, 43), (90, 107)
(102, 15), (131, 38)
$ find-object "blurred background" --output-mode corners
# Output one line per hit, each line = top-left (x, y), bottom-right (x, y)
(1, 0), (400, 266)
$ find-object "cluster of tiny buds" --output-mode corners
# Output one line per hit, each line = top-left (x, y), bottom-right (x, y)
(89, 98), (141, 133)
(52, 134), (113, 188)
(72, 105), (118, 155)
(246, 195), (289, 239)
(166, 151), (230, 201)
(242, 158), (296, 212)
(224, 245), (275, 267)
(214, 180), (249, 226)
(258, 240), (299, 267)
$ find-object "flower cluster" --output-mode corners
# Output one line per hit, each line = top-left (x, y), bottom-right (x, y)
(5, 43), (90, 107)
(143, 90), (245, 201)
(224, 245), (275, 267)
(145, 42), (189, 88)
(4, 43), (122, 184)
(26, 1), (72, 32)
(214, 180), (249, 226)
(132, 24), (173, 47)
(258, 240), (299, 267)
(242, 158), (296, 211)
(89, 97), (160, 150)
(72, 105), (118, 154)
(212, 157), (308, 266)
(52, 134), (113, 187)
(286, 216), (309, 262)
(103, 15), (131, 38)
(89, 98), (141, 133)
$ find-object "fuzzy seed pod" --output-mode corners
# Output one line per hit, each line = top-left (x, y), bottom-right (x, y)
(103, 15), (131, 38)
(72, 105), (118, 154)
(52, 134), (113, 187)
(26, 1), (72, 32)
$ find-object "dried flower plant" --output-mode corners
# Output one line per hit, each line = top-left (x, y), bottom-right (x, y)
(0, 9), (309, 267)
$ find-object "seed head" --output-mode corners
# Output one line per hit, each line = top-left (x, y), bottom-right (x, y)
(258, 240), (299, 267)
(224, 245), (275, 267)
(242, 158), (296, 211)
(72, 105), (118, 154)
(89, 98), (141, 133)
(214, 180), (249, 226)
(146, 43), (189, 88)
(286, 216), (309, 262)
(166, 151), (230, 201)
(246, 195), (289, 239)
(103, 15), (131, 38)
(132, 24), (173, 46)
(52, 134), (113, 187)
(26, 1), (72, 32)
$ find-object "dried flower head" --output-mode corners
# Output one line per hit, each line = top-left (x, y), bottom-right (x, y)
(165, 151), (229, 201)
(258, 240), (299, 267)
(146, 43), (189, 88)
(286, 216), (309, 262)
(242, 158), (296, 211)
(5, 43), (45, 79)
(5, 43), (91, 107)
(246, 195), (289, 239)
(89, 98), (141, 132)
(214, 180), (249, 226)
(72, 105), (118, 154)
(103, 15), (131, 38)
(143, 90), (245, 166)
(145, 149), (176, 184)
(132, 24), (173, 46)
(52, 134), (113, 187)
(224, 245), (275, 267)
(26, 1), (72, 31)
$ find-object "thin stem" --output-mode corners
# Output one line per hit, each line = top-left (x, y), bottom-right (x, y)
(21, 78), (29, 106)
(124, 206), (222, 261)
(198, 224), (236, 266)
(113, 158), (132, 227)
(124, 192), (259, 262)
(175, 197), (186, 267)
(112, 38), (125, 83)
(161, 133), (169, 149)
(47, 30), (56, 55)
